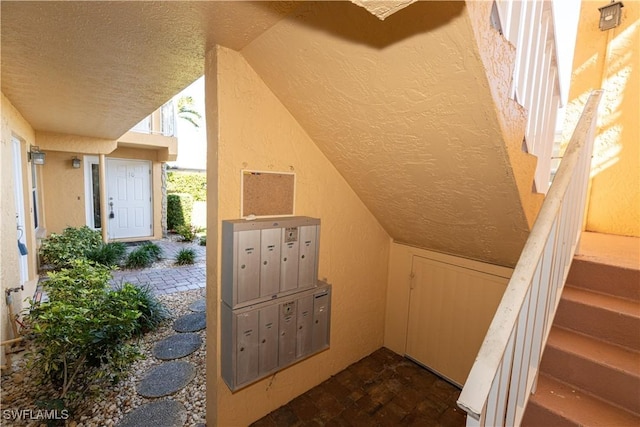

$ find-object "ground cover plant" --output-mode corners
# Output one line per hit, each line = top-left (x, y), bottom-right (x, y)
(175, 248), (196, 265)
(39, 226), (102, 269)
(124, 242), (163, 269)
(25, 260), (169, 415)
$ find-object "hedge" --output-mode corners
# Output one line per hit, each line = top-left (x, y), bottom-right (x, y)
(167, 171), (206, 201)
(167, 193), (194, 230)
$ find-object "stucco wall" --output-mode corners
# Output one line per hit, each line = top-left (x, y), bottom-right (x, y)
(563, 1), (639, 237)
(206, 46), (391, 426)
(1, 93), (39, 364)
(40, 146), (163, 240)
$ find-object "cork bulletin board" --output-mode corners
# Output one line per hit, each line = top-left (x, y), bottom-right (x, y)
(241, 170), (296, 218)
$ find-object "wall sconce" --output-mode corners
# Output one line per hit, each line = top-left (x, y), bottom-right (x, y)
(71, 156), (81, 169)
(28, 146), (46, 165)
(599, 1), (624, 31)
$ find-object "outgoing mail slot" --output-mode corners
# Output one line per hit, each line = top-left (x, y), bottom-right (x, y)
(236, 230), (260, 304)
(312, 290), (331, 352)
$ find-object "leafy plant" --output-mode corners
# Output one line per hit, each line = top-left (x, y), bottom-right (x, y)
(167, 171), (206, 201)
(39, 226), (102, 269)
(111, 283), (170, 335)
(86, 242), (127, 267)
(175, 224), (198, 242)
(175, 248), (196, 265)
(124, 242), (162, 269)
(25, 260), (143, 401)
(199, 235), (207, 246)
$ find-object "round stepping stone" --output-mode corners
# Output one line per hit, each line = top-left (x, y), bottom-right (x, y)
(117, 399), (187, 427)
(188, 299), (206, 312)
(153, 333), (202, 360)
(137, 361), (196, 397)
(173, 312), (206, 333)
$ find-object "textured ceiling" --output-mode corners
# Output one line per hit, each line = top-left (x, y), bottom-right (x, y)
(241, 1), (532, 266)
(1, 1), (297, 139)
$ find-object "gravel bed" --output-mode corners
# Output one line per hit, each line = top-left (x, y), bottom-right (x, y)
(0, 289), (207, 427)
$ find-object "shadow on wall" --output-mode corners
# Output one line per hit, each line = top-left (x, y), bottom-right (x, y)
(253, 0), (466, 49)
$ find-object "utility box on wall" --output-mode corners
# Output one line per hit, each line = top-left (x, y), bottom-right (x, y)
(221, 216), (331, 391)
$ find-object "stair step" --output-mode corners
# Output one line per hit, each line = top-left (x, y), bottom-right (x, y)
(568, 258), (640, 302)
(541, 327), (640, 414)
(522, 374), (640, 427)
(555, 286), (640, 350)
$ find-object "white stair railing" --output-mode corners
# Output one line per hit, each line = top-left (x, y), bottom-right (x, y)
(494, 0), (562, 193)
(457, 90), (602, 427)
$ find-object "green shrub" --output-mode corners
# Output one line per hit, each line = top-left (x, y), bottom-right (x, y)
(167, 193), (193, 230)
(140, 242), (163, 261)
(39, 226), (102, 269)
(199, 235), (206, 246)
(124, 243), (162, 269)
(125, 248), (153, 269)
(167, 171), (206, 201)
(175, 248), (196, 265)
(110, 283), (169, 335)
(86, 242), (127, 267)
(175, 224), (198, 242)
(25, 260), (142, 401)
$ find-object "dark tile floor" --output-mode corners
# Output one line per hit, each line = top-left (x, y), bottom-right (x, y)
(251, 347), (466, 427)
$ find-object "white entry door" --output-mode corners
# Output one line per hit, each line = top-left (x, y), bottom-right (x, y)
(106, 159), (152, 239)
(405, 256), (508, 386)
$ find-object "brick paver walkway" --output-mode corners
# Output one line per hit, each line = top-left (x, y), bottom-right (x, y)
(110, 238), (206, 295)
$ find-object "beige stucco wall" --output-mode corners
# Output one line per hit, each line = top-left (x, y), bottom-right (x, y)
(205, 46), (391, 426)
(40, 146), (163, 240)
(563, 1), (639, 237)
(1, 93), (39, 364)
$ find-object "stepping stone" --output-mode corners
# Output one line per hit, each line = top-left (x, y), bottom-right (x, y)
(153, 333), (202, 360)
(137, 361), (196, 398)
(117, 399), (187, 427)
(188, 299), (206, 312)
(173, 312), (206, 333)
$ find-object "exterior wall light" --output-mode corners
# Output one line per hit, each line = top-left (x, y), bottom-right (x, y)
(72, 156), (81, 169)
(28, 146), (46, 165)
(599, 1), (624, 31)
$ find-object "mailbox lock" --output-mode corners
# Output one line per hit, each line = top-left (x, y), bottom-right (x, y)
(241, 264), (246, 269)
(263, 261), (268, 265)
(240, 347), (245, 352)
(262, 339), (266, 343)
(283, 257), (287, 262)
(301, 255), (305, 259)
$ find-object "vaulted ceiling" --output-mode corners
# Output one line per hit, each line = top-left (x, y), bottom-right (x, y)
(1, 1), (537, 266)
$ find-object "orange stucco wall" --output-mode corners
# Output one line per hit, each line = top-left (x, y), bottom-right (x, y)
(1, 93), (39, 364)
(563, 1), (639, 237)
(205, 46), (391, 426)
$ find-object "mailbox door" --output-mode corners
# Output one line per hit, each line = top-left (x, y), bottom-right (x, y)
(260, 228), (281, 298)
(298, 225), (318, 289)
(236, 230), (261, 304)
(280, 228), (299, 292)
(312, 291), (330, 352)
(259, 304), (279, 375)
(296, 295), (313, 358)
(236, 310), (259, 385)
(278, 300), (297, 366)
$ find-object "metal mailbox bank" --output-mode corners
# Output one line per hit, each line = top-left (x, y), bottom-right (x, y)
(221, 216), (331, 391)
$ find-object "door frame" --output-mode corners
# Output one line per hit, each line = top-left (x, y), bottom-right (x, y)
(12, 137), (29, 284)
(105, 157), (153, 239)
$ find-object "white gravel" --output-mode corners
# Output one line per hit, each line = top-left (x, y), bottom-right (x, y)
(0, 289), (207, 427)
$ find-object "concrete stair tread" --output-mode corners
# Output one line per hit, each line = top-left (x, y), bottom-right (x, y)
(562, 285), (640, 318)
(576, 232), (640, 271)
(529, 374), (640, 427)
(548, 327), (640, 378)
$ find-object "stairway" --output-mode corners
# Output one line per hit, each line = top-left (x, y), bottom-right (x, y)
(522, 232), (640, 426)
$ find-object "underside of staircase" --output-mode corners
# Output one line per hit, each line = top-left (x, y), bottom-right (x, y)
(522, 232), (640, 426)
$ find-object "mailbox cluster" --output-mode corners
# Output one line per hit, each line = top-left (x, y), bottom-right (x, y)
(221, 216), (331, 391)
